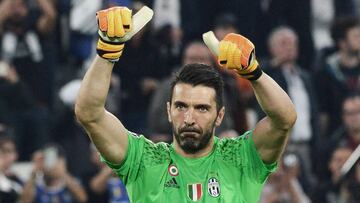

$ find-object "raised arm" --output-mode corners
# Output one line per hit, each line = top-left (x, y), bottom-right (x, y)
(75, 7), (133, 164)
(203, 32), (296, 164)
(250, 73), (296, 163)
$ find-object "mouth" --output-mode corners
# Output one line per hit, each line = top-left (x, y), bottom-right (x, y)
(181, 131), (199, 137)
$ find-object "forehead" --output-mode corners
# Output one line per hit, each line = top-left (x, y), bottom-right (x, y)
(272, 30), (297, 44)
(171, 83), (216, 105)
(347, 26), (360, 35)
(0, 141), (15, 149)
(343, 97), (360, 109)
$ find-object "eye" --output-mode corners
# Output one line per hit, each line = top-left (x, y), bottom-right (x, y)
(197, 105), (209, 113)
(175, 103), (186, 111)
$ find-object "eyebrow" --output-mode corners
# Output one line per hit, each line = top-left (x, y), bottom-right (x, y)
(194, 104), (212, 110)
(173, 101), (212, 109)
(174, 101), (188, 107)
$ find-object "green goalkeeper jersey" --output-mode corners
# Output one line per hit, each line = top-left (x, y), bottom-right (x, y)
(101, 130), (277, 203)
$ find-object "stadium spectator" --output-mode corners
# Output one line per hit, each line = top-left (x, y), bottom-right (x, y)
(260, 153), (311, 203)
(0, 135), (22, 203)
(316, 93), (360, 180)
(311, 146), (353, 202)
(20, 144), (87, 203)
(261, 26), (319, 189)
(253, 0), (314, 70)
(83, 144), (129, 203)
(315, 16), (360, 137)
(0, 60), (49, 160)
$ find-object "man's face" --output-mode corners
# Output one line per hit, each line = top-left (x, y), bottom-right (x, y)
(0, 141), (17, 170)
(270, 30), (298, 64)
(167, 83), (224, 154)
(342, 97), (360, 133)
(9, 0), (28, 22)
(343, 26), (360, 53)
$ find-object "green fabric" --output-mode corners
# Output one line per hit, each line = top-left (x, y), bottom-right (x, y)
(101, 130), (277, 203)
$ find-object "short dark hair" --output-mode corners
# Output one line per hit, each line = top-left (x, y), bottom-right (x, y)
(214, 13), (238, 30)
(331, 16), (360, 44)
(169, 63), (224, 111)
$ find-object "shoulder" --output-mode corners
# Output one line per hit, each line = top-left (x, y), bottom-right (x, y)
(217, 131), (252, 149)
(215, 131), (253, 167)
(140, 136), (172, 166)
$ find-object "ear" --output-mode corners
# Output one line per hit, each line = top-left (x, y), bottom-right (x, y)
(167, 102), (172, 123)
(215, 106), (225, 126)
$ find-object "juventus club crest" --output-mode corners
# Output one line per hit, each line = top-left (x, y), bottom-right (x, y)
(207, 177), (220, 197)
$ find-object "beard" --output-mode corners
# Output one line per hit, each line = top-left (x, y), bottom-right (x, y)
(173, 121), (215, 154)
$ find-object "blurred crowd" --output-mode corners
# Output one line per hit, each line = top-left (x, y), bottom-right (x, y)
(0, 0), (360, 202)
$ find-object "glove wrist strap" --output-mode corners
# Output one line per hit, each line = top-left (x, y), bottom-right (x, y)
(238, 60), (263, 80)
(246, 67), (263, 81)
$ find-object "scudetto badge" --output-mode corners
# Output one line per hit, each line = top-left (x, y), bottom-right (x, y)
(208, 177), (220, 197)
(168, 164), (179, 176)
(187, 183), (203, 201)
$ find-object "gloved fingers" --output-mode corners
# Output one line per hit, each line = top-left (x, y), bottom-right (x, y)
(240, 39), (255, 67)
(218, 41), (231, 66)
(97, 10), (108, 32)
(107, 8), (115, 37)
(106, 7), (125, 38)
(120, 7), (132, 32)
(226, 42), (240, 69)
(224, 33), (255, 68)
(233, 48), (242, 69)
(113, 7), (125, 37)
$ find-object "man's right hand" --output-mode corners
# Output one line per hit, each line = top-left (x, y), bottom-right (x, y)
(96, 7), (132, 62)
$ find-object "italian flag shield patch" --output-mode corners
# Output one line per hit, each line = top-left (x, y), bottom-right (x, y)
(187, 183), (202, 201)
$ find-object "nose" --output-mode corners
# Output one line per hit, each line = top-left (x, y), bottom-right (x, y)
(184, 109), (195, 126)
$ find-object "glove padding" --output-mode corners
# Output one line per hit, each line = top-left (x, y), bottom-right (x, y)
(96, 7), (132, 62)
(218, 33), (262, 80)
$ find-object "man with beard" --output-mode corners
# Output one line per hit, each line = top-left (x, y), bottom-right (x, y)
(315, 16), (360, 136)
(75, 6), (297, 202)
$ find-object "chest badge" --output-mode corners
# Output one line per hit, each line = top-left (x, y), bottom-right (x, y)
(187, 183), (202, 201)
(208, 177), (220, 197)
(168, 164), (179, 176)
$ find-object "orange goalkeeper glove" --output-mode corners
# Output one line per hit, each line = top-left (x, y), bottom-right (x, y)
(96, 7), (132, 62)
(218, 33), (262, 80)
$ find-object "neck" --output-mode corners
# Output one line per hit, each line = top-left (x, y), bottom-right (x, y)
(339, 51), (360, 67)
(173, 136), (215, 158)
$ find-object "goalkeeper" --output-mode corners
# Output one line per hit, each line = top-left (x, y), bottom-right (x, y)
(75, 6), (297, 203)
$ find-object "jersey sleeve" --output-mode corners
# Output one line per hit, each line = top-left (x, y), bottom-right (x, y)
(238, 130), (277, 183)
(100, 131), (146, 185)
(99, 130), (171, 186)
